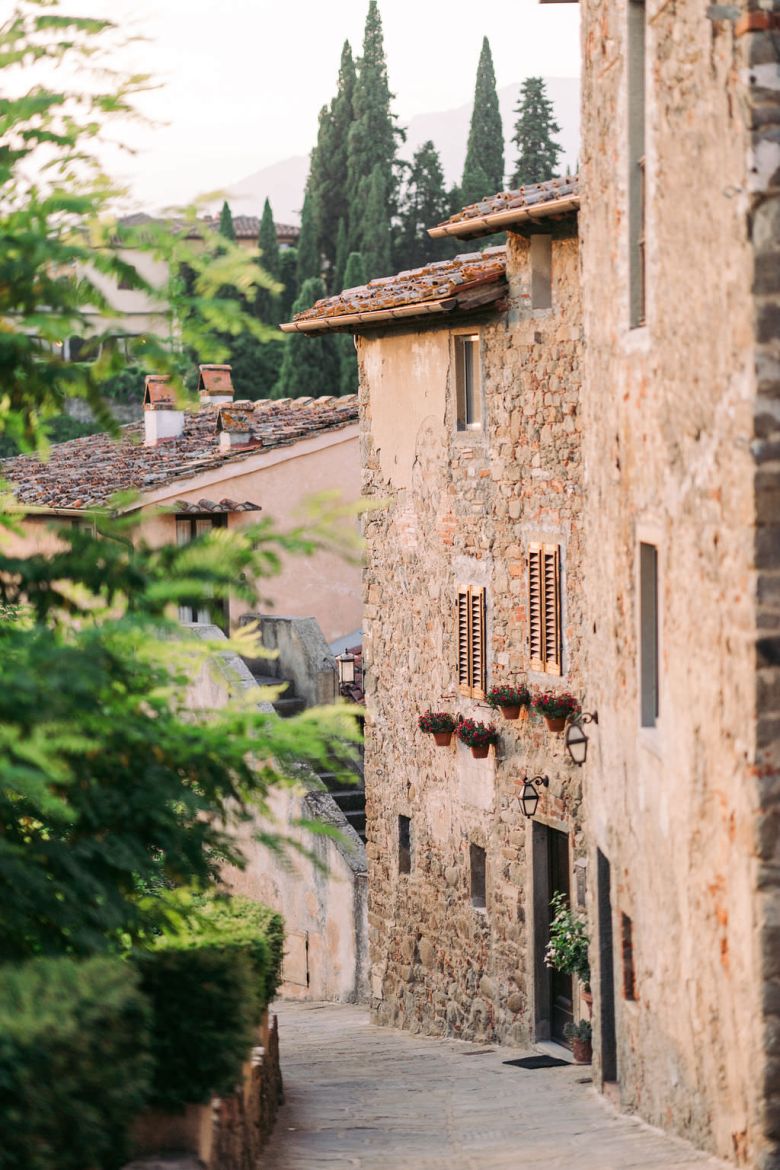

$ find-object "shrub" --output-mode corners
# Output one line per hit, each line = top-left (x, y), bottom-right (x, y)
(455, 718), (499, 748)
(532, 690), (581, 720)
(418, 710), (457, 734)
(486, 684), (531, 709)
(563, 1018), (592, 1042)
(545, 891), (590, 985)
(0, 956), (152, 1170)
(133, 894), (284, 1110)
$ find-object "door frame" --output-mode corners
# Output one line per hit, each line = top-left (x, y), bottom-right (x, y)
(530, 818), (572, 1043)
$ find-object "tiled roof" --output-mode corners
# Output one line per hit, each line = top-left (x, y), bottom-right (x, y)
(175, 498), (261, 513)
(281, 248), (507, 334)
(4, 396), (358, 512)
(117, 214), (300, 245)
(428, 176), (580, 240)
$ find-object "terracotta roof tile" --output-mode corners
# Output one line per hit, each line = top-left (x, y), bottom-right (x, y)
(429, 176), (580, 239)
(4, 396), (358, 512)
(282, 248), (507, 333)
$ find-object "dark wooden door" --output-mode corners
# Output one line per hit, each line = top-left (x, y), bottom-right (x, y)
(548, 828), (573, 1044)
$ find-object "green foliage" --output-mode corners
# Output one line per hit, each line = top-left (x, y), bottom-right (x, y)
(132, 892), (283, 1109)
(296, 188), (321, 287)
(275, 277), (340, 397)
(462, 38), (504, 204)
(226, 331), (285, 399)
(278, 247), (299, 321)
(218, 199), (237, 241)
(357, 165), (393, 281)
(337, 252), (366, 394)
(310, 42), (357, 286)
(256, 197), (281, 325)
(545, 892), (590, 985)
(511, 77), (562, 188)
(397, 141), (453, 270)
(563, 1018), (592, 1042)
(0, 956), (152, 1170)
(334, 217), (349, 292)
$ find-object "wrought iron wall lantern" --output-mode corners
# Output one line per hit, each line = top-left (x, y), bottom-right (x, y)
(520, 775), (549, 819)
(336, 652), (355, 688)
(564, 711), (599, 767)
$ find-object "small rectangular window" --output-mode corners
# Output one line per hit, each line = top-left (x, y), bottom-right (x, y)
(530, 235), (552, 310)
(457, 585), (487, 698)
(621, 913), (637, 1000)
(639, 542), (658, 727)
(470, 844), (486, 910)
(528, 544), (561, 675)
(398, 816), (411, 875)
(176, 514), (228, 628)
(455, 334), (481, 430)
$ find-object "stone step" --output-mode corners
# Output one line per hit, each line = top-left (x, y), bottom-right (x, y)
(328, 789), (365, 812)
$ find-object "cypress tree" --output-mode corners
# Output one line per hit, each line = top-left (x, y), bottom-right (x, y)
(461, 37), (504, 206)
(357, 165), (393, 281)
(397, 141), (452, 270)
(346, 1), (401, 261)
(334, 218), (349, 292)
(337, 251), (366, 395)
(311, 42), (357, 283)
(510, 77), (563, 188)
(278, 247), (298, 322)
(274, 277), (339, 398)
(256, 197), (281, 325)
(218, 200), (236, 241)
(296, 189), (321, 288)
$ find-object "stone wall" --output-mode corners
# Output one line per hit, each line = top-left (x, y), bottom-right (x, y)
(360, 232), (586, 1044)
(579, 0), (778, 1163)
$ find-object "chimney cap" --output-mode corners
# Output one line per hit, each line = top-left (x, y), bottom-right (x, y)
(198, 364), (234, 399)
(217, 406), (253, 435)
(143, 374), (175, 410)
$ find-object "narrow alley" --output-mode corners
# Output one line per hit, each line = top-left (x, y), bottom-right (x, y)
(262, 1003), (728, 1170)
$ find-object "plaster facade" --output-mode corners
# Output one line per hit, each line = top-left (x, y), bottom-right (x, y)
(359, 232), (588, 1043)
(578, 0), (780, 1164)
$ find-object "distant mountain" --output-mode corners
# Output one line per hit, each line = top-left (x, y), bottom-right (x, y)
(219, 77), (580, 224)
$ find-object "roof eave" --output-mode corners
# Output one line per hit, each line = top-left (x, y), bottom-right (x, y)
(280, 296), (458, 334)
(428, 195), (581, 240)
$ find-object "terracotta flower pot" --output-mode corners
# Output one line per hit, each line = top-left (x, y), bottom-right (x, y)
(470, 744), (490, 759)
(582, 988), (593, 1018)
(432, 730), (453, 747)
(571, 1038), (592, 1064)
(499, 704), (522, 721)
(543, 714), (567, 733)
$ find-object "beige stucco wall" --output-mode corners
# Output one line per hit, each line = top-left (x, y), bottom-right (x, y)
(579, 0), (765, 1162)
(361, 234), (586, 1043)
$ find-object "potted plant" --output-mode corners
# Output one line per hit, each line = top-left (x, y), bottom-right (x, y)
(532, 690), (581, 733)
(418, 710), (458, 747)
(455, 718), (499, 759)
(545, 890), (591, 992)
(486, 684), (531, 721)
(563, 1019), (592, 1064)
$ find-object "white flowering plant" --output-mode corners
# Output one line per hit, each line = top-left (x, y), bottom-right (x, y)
(545, 892), (590, 987)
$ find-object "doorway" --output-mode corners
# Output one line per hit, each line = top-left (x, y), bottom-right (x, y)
(532, 823), (573, 1044)
(597, 848), (618, 1083)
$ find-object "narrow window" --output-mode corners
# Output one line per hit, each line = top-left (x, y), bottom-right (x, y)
(470, 844), (486, 910)
(621, 913), (637, 1000)
(528, 544), (561, 675)
(398, 816), (411, 875)
(530, 235), (553, 310)
(628, 0), (647, 327)
(457, 585), (487, 698)
(176, 514), (228, 627)
(639, 542), (658, 727)
(455, 334), (481, 430)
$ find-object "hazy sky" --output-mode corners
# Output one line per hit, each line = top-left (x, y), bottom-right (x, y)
(66, 0), (581, 209)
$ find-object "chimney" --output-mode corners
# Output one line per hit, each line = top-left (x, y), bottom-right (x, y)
(217, 406), (255, 452)
(143, 375), (184, 446)
(198, 364), (234, 405)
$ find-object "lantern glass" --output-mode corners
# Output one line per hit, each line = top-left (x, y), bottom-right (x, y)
(337, 652), (355, 686)
(565, 721), (588, 766)
(520, 780), (540, 819)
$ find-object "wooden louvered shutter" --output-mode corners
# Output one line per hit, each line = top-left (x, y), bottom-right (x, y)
(470, 587), (486, 698)
(528, 546), (544, 672)
(458, 588), (471, 695)
(542, 544), (561, 676)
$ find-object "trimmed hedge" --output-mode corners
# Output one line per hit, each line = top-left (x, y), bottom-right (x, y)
(0, 956), (152, 1170)
(133, 894), (284, 1111)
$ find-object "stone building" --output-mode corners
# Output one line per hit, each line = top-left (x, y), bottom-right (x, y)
(282, 185), (591, 1046)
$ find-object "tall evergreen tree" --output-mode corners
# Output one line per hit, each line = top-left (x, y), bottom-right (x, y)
(310, 42), (357, 284)
(346, 1), (401, 263)
(337, 251), (366, 395)
(511, 77), (563, 187)
(256, 197), (281, 325)
(274, 277), (339, 398)
(461, 37), (504, 206)
(218, 200), (236, 241)
(396, 141), (452, 270)
(278, 247), (298, 322)
(334, 218), (349, 292)
(296, 189), (321, 288)
(356, 165), (393, 281)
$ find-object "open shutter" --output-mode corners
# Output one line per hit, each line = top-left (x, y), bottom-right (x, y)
(470, 587), (486, 698)
(528, 545), (544, 672)
(457, 588), (471, 696)
(543, 545), (561, 675)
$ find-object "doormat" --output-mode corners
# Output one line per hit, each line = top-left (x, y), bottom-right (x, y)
(503, 1054), (569, 1070)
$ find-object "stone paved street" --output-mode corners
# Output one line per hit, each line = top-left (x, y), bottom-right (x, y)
(262, 1003), (729, 1170)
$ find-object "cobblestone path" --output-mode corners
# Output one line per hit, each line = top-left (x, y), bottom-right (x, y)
(262, 1002), (728, 1170)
